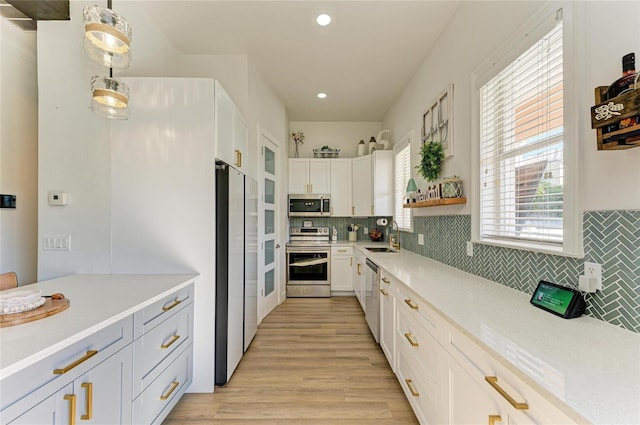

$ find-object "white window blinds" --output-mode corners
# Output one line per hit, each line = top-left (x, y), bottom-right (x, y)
(479, 20), (563, 246)
(394, 142), (411, 231)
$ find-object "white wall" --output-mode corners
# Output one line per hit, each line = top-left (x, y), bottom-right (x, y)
(0, 19), (38, 284)
(383, 1), (640, 215)
(289, 121), (382, 158)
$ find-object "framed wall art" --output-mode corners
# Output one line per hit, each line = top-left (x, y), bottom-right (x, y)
(422, 83), (454, 158)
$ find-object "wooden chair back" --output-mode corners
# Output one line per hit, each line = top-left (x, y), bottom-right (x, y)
(0, 272), (18, 291)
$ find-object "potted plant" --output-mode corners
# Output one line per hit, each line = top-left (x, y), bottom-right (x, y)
(416, 141), (444, 182)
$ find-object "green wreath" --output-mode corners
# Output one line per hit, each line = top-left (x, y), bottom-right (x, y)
(416, 141), (444, 182)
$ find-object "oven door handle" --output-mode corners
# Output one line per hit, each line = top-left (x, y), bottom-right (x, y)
(290, 258), (329, 267)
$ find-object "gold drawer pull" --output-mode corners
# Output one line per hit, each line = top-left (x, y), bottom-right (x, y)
(161, 334), (181, 349)
(485, 376), (529, 410)
(404, 332), (419, 347)
(381, 277), (390, 284)
(405, 379), (419, 397)
(337, 249), (347, 252)
(404, 299), (419, 310)
(357, 264), (362, 275)
(160, 381), (180, 400)
(54, 350), (98, 375)
(162, 299), (182, 312)
(64, 394), (76, 425)
(81, 382), (93, 420)
(489, 415), (502, 425)
(380, 289), (389, 296)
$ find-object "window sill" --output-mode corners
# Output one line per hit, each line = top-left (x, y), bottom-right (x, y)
(472, 238), (584, 259)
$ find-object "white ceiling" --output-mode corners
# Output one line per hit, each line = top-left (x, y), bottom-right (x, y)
(139, 1), (461, 122)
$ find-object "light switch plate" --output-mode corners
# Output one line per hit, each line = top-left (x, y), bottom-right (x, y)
(418, 234), (425, 245)
(466, 241), (473, 256)
(44, 235), (71, 251)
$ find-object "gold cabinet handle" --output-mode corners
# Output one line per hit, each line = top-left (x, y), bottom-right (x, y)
(381, 277), (390, 284)
(309, 184), (313, 193)
(81, 383), (93, 420)
(331, 207), (334, 215)
(352, 206), (355, 215)
(371, 205), (374, 215)
(489, 415), (502, 425)
(404, 299), (419, 310)
(235, 149), (242, 167)
(357, 264), (362, 275)
(161, 334), (181, 349)
(380, 289), (389, 296)
(404, 332), (419, 347)
(337, 249), (347, 253)
(54, 350), (98, 375)
(64, 394), (76, 425)
(405, 379), (419, 397)
(485, 376), (529, 410)
(162, 299), (182, 312)
(160, 381), (180, 400)
(350, 257), (353, 266)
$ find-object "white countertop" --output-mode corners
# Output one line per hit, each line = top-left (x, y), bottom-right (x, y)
(0, 274), (198, 380)
(353, 242), (640, 425)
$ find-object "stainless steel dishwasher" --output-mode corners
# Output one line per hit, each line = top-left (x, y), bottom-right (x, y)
(364, 258), (380, 343)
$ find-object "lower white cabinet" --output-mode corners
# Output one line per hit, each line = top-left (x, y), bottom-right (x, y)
(353, 251), (366, 310)
(330, 246), (353, 292)
(1, 283), (194, 425)
(378, 270), (395, 371)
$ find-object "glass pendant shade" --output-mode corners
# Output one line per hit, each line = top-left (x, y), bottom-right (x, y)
(83, 5), (132, 69)
(91, 76), (129, 120)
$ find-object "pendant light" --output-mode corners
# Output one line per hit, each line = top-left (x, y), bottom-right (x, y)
(83, 1), (132, 120)
(83, 2), (132, 69)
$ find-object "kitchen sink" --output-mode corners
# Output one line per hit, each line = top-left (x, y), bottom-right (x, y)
(366, 247), (397, 253)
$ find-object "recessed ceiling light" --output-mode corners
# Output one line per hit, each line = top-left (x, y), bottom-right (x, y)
(316, 14), (331, 26)
(317, 92), (327, 99)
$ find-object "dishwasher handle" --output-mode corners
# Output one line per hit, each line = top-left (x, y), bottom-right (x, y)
(365, 259), (378, 272)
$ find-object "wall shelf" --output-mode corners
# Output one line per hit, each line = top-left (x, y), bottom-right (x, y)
(591, 86), (640, 150)
(403, 197), (466, 208)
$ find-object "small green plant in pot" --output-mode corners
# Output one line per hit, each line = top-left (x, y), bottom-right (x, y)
(416, 141), (444, 182)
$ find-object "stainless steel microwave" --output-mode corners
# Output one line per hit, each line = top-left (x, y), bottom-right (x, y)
(288, 194), (331, 217)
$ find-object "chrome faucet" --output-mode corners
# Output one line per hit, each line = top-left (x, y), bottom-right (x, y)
(389, 220), (400, 251)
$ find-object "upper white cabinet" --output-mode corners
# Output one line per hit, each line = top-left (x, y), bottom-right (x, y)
(288, 159), (330, 194)
(329, 159), (352, 216)
(352, 151), (393, 217)
(215, 81), (248, 171)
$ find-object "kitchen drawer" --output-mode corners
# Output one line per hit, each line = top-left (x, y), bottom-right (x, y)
(445, 323), (576, 425)
(134, 285), (193, 337)
(331, 246), (353, 256)
(0, 315), (133, 411)
(396, 343), (439, 425)
(133, 302), (193, 397)
(397, 284), (442, 344)
(379, 269), (396, 294)
(396, 304), (439, 384)
(132, 344), (192, 425)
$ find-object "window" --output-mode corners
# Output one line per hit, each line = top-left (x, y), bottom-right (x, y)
(394, 136), (412, 231)
(473, 6), (581, 256)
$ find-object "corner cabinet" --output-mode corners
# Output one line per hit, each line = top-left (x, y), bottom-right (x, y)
(215, 81), (248, 171)
(352, 151), (393, 217)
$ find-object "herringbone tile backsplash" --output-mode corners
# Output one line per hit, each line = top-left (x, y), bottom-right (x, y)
(398, 211), (640, 333)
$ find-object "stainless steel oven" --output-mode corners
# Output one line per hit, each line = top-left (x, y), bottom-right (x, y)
(286, 226), (331, 297)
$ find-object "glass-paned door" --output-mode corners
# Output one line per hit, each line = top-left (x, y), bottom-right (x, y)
(259, 130), (280, 320)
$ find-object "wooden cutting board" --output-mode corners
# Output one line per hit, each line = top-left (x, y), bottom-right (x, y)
(0, 298), (70, 328)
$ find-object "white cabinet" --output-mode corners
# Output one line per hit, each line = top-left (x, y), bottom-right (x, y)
(215, 81), (248, 171)
(352, 151), (393, 217)
(329, 159), (352, 216)
(379, 270), (396, 371)
(288, 159), (330, 194)
(330, 246), (353, 292)
(7, 384), (72, 425)
(353, 250), (366, 310)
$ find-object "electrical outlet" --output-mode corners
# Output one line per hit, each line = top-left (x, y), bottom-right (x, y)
(418, 234), (425, 245)
(584, 262), (602, 291)
(364, 227), (368, 234)
(466, 241), (473, 257)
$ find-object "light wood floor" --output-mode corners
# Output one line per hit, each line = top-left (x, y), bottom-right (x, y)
(163, 296), (419, 424)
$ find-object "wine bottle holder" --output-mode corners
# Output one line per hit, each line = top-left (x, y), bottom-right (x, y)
(591, 86), (640, 150)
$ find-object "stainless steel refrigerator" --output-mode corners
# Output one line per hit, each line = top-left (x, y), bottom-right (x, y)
(215, 162), (257, 386)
